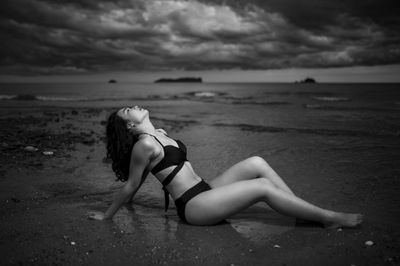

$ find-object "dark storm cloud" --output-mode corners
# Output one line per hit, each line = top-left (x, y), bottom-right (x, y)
(0, 0), (399, 74)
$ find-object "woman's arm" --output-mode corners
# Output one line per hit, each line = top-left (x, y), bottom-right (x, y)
(125, 168), (150, 203)
(88, 138), (155, 220)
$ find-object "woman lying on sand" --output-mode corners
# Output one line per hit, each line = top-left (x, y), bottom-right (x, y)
(88, 106), (363, 228)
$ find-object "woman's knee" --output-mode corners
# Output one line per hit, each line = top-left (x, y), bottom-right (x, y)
(253, 177), (274, 191)
(247, 156), (271, 171)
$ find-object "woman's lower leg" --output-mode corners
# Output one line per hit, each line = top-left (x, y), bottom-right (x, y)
(260, 179), (362, 227)
(261, 181), (331, 222)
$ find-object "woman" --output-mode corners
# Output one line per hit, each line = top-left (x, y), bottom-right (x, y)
(88, 106), (363, 228)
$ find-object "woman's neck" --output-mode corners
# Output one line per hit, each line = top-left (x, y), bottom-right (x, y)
(135, 122), (157, 136)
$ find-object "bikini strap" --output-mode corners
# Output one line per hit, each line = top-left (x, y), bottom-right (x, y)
(161, 161), (184, 187)
(162, 187), (170, 212)
(161, 161), (185, 211)
(140, 133), (164, 147)
(152, 136), (164, 147)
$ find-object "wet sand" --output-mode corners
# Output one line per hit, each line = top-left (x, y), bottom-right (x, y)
(0, 104), (399, 266)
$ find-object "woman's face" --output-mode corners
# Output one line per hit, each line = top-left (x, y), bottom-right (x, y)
(117, 106), (149, 124)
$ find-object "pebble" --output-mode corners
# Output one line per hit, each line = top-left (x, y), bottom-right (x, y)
(11, 198), (21, 203)
(24, 146), (38, 152)
(365, 240), (374, 246)
(71, 241), (76, 245)
(273, 245), (281, 248)
(337, 228), (343, 232)
(42, 151), (53, 155)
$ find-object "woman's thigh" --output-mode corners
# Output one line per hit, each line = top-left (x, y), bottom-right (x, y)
(185, 178), (270, 225)
(209, 157), (263, 188)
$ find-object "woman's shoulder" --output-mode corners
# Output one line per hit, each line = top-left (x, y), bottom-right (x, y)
(135, 134), (156, 149)
(133, 134), (160, 157)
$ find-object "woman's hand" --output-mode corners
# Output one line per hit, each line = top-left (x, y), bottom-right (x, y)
(87, 211), (106, 220)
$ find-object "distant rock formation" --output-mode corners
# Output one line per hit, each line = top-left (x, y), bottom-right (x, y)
(295, 77), (317, 84)
(154, 77), (202, 83)
(108, 79), (117, 83)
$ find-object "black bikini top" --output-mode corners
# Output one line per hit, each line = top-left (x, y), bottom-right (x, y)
(150, 136), (188, 175)
(143, 133), (188, 211)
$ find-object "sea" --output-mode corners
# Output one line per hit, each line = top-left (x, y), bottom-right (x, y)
(0, 82), (399, 135)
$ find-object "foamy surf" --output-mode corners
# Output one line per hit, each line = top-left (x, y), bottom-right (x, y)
(193, 91), (218, 98)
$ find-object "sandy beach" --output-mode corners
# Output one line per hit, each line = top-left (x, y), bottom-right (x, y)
(1, 0), (400, 263)
(0, 94), (399, 266)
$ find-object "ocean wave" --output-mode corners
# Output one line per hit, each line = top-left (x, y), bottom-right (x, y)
(0, 94), (88, 101)
(311, 96), (350, 102)
(304, 104), (400, 112)
(148, 91), (229, 102)
(37, 95), (89, 101)
(186, 91), (227, 98)
(193, 91), (219, 98)
(232, 100), (289, 106)
(0, 92), (227, 102)
(148, 91), (292, 106)
(304, 104), (324, 109)
(0, 94), (38, 100)
(0, 90), (269, 104)
(265, 91), (333, 96)
(213, 122), (399, 138)
(0, 95), (15, 100)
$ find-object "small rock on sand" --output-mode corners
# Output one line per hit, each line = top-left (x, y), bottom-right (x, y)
(24, 146), (38, 152)
(365, 241), (374, 246)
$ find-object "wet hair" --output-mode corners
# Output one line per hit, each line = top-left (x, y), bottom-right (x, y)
(106, 111), (139, 182)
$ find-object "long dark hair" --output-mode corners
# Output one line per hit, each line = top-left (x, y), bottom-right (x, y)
(106, 111), (139, 182)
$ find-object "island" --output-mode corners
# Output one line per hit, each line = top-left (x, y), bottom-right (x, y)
(108, 79), (117, 83)
(295, 77), (317, 84)
(154, 77), (203, 83)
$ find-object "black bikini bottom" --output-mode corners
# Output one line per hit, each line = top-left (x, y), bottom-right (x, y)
(174, 180), (211, 224)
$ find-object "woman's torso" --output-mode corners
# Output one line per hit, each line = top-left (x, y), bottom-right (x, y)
(143, 132), (202, 200)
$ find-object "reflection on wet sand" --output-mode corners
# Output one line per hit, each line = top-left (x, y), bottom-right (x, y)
(112, 203), (295, 246)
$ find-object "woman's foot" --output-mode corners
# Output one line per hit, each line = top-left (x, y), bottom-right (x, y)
(324, 212), (363, 229)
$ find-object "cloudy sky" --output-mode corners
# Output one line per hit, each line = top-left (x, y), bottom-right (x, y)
(1, 0), (399, 82)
